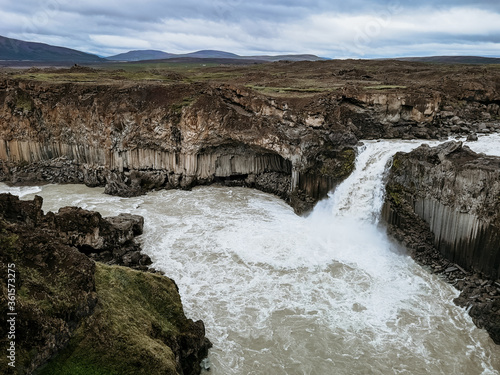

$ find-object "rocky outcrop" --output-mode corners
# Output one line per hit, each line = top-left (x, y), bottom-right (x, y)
(48, 207), (150, 269)
(0, 192), (149, 269)
(0, 80), (359, 213)
(384, 141), (500, 278)
(0, 194), (210, 374)
(0, 194), (97, 374)
(382, 142), (500, 343)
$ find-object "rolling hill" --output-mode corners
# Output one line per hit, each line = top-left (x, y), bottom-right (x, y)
(394, 56), (500, 64)
(0, 35), (104, 63)
(106, 50), (176, 61)
(106, 49), (325, 62)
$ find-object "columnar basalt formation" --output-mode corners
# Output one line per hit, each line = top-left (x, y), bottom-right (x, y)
(0, 80), (360, 213)
(384, 141), (500, 278)
(383, 142), (500, 343)
(1, 61), (499, 212)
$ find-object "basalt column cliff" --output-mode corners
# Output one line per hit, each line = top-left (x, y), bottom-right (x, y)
(383, 142), (500, 343)
(1, 61), (500, 212)
(0, 80), (359, 213)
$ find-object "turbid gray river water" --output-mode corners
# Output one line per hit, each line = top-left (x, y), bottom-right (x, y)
(2, 136), (500, 374)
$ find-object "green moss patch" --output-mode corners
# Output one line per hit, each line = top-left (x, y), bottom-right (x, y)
(386, 183), (405, 207)
(318, 148), (356, 179)
(15, 91), (33, 112)
(37, 264), (190, 375)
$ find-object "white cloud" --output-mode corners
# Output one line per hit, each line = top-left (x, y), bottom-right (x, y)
(1, 1), (500, 58)
(89, 35), (152, 49)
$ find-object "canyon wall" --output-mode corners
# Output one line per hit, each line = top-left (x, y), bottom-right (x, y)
(383, 141), (500, 279)
(0, 80), (361, 213)
(382, 142), (500, 343)
(0, 72), (499, 212)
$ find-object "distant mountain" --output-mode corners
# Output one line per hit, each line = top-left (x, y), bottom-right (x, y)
(242, 54), (325, 62)
(0, 35), (104, 63)
(394, 56), (500, 64)
(106, 50), (176, 61)
(106, 49), (326, 62)
(184, 50), (240, 59)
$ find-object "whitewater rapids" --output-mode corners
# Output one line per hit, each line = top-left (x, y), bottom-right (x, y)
(1, 135), (500, 374)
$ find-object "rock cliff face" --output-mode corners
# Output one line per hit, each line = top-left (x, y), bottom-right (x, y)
(1, 71), (498, 212)
(0, 194), (210, 374)
(384, 142), (500, 278)
(382, 142), (500, 343)
(0, 194), (97, 374)
(0, 80), (360, 213)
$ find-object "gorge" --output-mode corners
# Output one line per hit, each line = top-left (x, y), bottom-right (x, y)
(1, 60), (500, 373)
(2, 135), (500, 374)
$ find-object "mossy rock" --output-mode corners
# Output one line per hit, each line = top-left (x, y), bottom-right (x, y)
(37, 263), (206, 375)
(15, 91), (33, 113)
(0, 216), (97, 375)
(386, 183), (405, 207)
(318, 148), (356, 179)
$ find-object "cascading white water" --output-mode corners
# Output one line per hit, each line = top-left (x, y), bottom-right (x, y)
(311, 140), (440, 223)
(1, 136), (500, 374)
(466, 133), (500, 156)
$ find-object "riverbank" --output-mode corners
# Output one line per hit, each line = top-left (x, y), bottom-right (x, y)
(0, 193), (210, 374)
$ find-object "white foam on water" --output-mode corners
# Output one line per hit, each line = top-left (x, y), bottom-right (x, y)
(2, 136), (500, 374)
(0, 184), (42, 198)
(465, 133), (500, 156)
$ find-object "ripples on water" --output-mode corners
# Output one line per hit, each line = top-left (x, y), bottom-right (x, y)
(1, 136), (500, 374)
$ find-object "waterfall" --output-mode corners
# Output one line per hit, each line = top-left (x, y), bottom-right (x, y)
(309, 140), (441, 224)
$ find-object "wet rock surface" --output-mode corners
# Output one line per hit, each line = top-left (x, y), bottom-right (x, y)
(383, 142), (500, 343)
(0, 194), (211, 374)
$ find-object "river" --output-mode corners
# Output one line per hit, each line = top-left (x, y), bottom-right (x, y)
(1, 136), (500, 374)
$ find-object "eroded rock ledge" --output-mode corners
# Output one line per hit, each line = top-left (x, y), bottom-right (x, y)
(383, 142), (500, 343)
(0, 193), (210, 374)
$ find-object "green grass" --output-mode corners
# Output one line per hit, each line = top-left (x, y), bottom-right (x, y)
(36, 263), (187, 375)
(170, 96), (197, 115)
(11, 71), (182, 83)
(363, 85), (407, 90)
(245, 84), (338, 97)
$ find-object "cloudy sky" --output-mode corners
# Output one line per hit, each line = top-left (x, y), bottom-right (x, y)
(0, 0), (499, 58)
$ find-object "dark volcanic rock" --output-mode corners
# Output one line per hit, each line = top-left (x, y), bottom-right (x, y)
(3, 69), (497, 212)
(0, 80), (359, 213)
(0, 195), (97, 374)
(46, 207), (148, 269)
(1, 62), (500, 214)
(382, 142), (500, 343)
(0, 193), (149, 270)
(0, 194), (210, 374)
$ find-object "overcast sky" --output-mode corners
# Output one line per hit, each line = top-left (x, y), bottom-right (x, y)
(0, 0), (499, 58)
